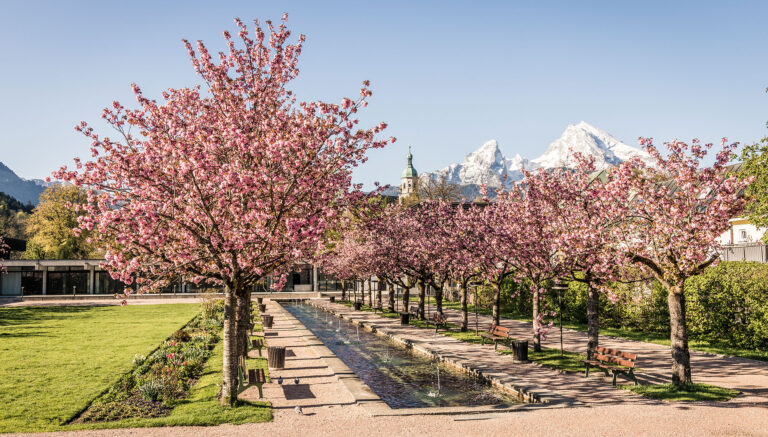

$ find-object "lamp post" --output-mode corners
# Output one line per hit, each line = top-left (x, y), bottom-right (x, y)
(470, 280), (483, 335)
(552, 280), (569, 357)
(372, 277), (379, 313)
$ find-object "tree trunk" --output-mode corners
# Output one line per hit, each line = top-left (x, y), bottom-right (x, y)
(341, 280), (346, 301)
(235, 290), (251, 363)
(387, 279), (395, 312)
(668, 284), (692, 386)
(460, 282), (469, 332)
(376, 280), (382, 309)
(434, 284), (443, 315)
(417, 279), (426, 319)
(492, 281), (501, 325)
(220, 288), (239, 405)
(532, 287), (541, 352)
(402, 279), (410, 310)
(368, 278), (373, 307)
(586, 279), (599, 360)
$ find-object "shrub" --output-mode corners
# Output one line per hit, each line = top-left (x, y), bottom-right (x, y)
(137, 379), (164, 402)
(686, 262), (768, 350)
(172, 329), (191, 343)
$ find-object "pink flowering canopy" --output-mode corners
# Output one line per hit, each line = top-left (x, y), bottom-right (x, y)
(53, 15), (394, 294)
(622, 138), (749, 286)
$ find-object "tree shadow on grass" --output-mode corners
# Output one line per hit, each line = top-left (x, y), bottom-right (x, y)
(0, 306), (94, 328)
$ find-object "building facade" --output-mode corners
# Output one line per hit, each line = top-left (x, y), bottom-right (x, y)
(0, 259), (342, 296)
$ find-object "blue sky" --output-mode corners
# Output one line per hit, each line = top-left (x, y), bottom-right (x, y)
(0, 0), (766, 189)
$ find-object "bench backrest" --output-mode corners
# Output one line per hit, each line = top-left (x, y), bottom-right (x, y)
(488, 324), (511, 338)
(432, 313), (446, 323)
(594, 346), (637, 368)
(409, 305), (419, 314)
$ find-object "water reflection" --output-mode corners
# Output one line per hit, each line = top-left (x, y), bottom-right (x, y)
(283, 302), (517, 409)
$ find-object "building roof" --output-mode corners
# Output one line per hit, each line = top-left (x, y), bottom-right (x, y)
(402, 147), (418, 178)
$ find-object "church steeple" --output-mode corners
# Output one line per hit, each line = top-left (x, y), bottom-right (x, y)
(399, 146), (418, 202)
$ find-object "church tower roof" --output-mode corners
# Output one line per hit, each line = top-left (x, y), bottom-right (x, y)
(402, 146), (418, 178)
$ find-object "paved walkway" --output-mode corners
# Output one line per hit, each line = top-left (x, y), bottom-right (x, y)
(418, 304), (768, 404)
(314, 300), (658, 405)
(12, 299), (768, 437)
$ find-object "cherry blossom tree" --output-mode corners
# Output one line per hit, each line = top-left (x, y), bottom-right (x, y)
(362, 203), (422, 313)
(620, 138), (748, 386)
(502, 171), (570, 352)
(531, 158), (634, 358)
(445, 203), (483, 331)
(54, 16), (393, 404)
(416, 201), (456, 316)
(316, 235), (365, 302)
(472, 187), (522, 325)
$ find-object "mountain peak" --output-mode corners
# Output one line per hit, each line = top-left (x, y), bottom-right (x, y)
(532, 121), (653, 169)
(419, 122), (654, 190)
(465, 140), (503, 167)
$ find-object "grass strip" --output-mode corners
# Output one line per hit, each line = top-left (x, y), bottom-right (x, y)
(620, 383), (739, 402)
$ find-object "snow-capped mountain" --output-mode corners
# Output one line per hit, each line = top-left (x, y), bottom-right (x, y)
(531, 121), (654, 169)
(422, 121), (652, 189)
(428, 140), (532, 189)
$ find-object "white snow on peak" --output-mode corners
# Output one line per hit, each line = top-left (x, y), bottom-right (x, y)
(532, 121), (654, 169)
(420, 122), (653, 189)
(424, 139), (533, 188)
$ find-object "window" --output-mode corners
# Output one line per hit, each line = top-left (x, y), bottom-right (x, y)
(740, 230), (748, 241)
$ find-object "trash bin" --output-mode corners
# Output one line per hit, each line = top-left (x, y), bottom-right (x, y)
(261, 314), (274, 328)
(353, 301), (362, 311)
(512, 340), (529, 362)
(257, 297), (264, 304)
(267, 346), (286, 369)
(329, 296), (336, 303)
(400, 312), (410, 325)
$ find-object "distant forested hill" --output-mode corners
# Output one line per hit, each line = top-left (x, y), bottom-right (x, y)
(0, 161), (46, 205)
(0, 190), (32, 240)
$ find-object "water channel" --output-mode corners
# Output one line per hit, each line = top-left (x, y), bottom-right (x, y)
(282, 302), (519, 409)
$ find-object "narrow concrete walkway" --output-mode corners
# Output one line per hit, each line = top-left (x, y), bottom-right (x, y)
(240, 301), (360, 417)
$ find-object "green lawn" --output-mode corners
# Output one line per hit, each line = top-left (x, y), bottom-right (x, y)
(66, 339), (272, 430)
(0, 304), (199, 433)
(621, 383), (740, 402)
(0, 303), (272, 433)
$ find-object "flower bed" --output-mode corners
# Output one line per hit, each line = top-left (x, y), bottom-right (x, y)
(74, 301), (225, 423)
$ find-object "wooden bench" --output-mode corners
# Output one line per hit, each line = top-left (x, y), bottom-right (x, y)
(408, 305), (419, 318)
(581, 346), (639, 386)
(480, 324), (512, 350)
(238, 357), (267, 398)
(251, 338), (264, 357)
(429, 313), (448, 333)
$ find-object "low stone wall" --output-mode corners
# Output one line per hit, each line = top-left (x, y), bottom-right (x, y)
(307, 300), (548, 405)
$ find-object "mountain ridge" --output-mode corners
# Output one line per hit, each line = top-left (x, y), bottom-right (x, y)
(421, 121), (653, 190)
(0, 162), (46, 206)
